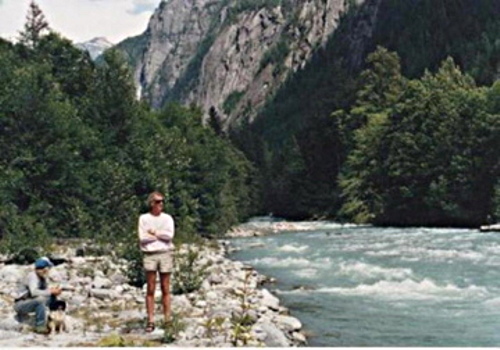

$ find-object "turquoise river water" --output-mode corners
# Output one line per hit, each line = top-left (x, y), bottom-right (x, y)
(228, 221), (500, 346)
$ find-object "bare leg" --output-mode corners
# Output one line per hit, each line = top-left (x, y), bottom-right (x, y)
(160, 272), (171, 323)
(145, 271), (157, 324)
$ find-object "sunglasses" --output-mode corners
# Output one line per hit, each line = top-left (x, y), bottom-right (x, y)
(153, 199), (164, 204)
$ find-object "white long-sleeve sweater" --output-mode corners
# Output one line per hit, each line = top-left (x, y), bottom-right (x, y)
(138, 212), (175, 252)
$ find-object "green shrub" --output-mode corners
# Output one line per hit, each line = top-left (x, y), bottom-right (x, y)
(258, 39), (290, 74)
(120, 242), (146, 288)
(97, 333), (135, 347)
(223, 90), (245, 114)
(229, 271), (258, 346)
(172, 245), (209, 295)
(0, 209), (53, 256)
(162, 312), (186, 344)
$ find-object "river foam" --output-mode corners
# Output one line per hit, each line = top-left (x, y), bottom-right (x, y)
(337, 261), (413, 281)
(278, 244), (309, 253)
(245, 256), (332, 269)
(277, 278), (489, 301)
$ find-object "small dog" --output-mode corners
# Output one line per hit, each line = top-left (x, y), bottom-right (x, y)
(48, 300), (67, 334)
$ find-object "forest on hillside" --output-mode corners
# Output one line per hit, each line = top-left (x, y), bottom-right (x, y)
(230, 0), (500, 227)
(0, 3), (256, 257)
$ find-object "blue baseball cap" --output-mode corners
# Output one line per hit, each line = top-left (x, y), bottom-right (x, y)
(34, 257), (54, 269)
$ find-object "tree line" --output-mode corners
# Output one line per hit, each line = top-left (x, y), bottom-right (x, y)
(336, 48), (500, 227)
(0, 3), (255, 255)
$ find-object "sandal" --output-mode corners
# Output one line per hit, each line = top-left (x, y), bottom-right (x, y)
(145, 322), (155, 333)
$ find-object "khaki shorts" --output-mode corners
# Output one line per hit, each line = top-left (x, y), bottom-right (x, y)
(143, 251), (174, 274)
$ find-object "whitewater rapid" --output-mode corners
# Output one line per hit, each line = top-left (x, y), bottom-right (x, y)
(229, 221), (500, 346)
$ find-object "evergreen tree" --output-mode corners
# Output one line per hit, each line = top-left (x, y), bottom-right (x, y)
(337, 47), (406, 223)
(18, 1), (50, 49)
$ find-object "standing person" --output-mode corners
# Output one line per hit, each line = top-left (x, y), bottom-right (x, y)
(13, 257), (62, 334)
(138, 191), (175, 333)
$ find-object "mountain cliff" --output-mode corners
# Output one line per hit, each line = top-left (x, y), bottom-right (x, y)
(116, 0), (362, 125)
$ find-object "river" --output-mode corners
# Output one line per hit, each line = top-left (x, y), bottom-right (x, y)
(228, 220), (500, 346)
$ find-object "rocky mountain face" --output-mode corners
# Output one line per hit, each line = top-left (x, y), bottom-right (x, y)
(118, 0), (369, 127)
(76, 37), (114, 60)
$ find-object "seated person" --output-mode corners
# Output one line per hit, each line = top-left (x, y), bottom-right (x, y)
(13, 257), (62, 334)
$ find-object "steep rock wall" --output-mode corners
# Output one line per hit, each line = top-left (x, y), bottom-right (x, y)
(128, 0), (377, 126)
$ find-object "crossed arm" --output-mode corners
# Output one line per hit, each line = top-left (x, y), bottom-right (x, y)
(138, 216), (174, 245)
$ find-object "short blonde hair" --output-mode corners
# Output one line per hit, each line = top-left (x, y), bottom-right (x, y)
(146, 191), (164, 208)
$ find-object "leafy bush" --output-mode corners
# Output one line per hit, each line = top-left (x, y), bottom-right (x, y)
(121, 243), (146, 288)
(172, 245), (209, 295)
(0, 208), (53, 256)
(223, 90), (245, 114)
(162, 312), (186, 344)
(258, 39), (290, 74)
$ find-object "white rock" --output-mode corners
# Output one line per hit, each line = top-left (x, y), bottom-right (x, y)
(109, 272), (128, 284)
(76, 276), (92, 285)
(172, 294), (192, 313)
(260, 289), (280, 310)
(208, 273), (223, 285)
(0, 330), (24, 340)
(0, 315), (23, 332)
(195, 300), (207, 308)
(69, 257), (86, 265)
(92, 276), (112, 289)
(49, 268), (66, 282)
(67, 294), (86, 308)
(90, 288), (117, 300)
(200, 279), (211, 290)
(292, 331), (307, 343)
(0, 265), (24, 283)
(205, 307), (230, 319)
(257, 305), (269, 314)
(94, 270), (105, 278)
(154, 289), (163, 300)
(122, 294), (134, 302)
(252, 321), (290, 347)
(275, 314), (302, 331)
(205, 291), (218, 301)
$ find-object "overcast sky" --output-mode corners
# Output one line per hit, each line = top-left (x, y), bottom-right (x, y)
(0, 0), (161, 44)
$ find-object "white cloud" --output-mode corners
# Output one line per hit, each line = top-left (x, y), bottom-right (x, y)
(128, 0), (158, 15)
(0, 0), (160, 43)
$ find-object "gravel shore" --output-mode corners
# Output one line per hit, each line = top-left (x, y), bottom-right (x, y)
(0, 238), (306, 347)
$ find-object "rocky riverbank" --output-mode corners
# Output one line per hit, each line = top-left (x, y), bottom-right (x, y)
(227, 218), (361, 237)
(0, 240), (306, 347)
(227, 221), (320, 238)
(479, 223), (500, 232)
